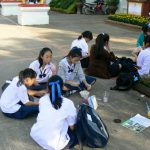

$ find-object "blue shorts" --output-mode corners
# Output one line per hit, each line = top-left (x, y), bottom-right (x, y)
(3, 105), (39, 119)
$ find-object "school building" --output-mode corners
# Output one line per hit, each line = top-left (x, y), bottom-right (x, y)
(117, 0), (150, 17)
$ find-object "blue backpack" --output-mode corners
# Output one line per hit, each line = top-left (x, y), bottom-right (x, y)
(76, 104), (109, 149)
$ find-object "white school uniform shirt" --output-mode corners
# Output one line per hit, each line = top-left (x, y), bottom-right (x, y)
(62, 57), (76, 81)
(71, 38), (88, 57)
(30, 94), (77, 150)
(29, 60), (53, 83)
(137, 47), (150, 76)
(0, 77), (29, 113)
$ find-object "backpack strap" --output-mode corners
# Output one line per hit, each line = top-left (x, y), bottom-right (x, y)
(75, 128), (83, 150)
(75, 104), (84, 150)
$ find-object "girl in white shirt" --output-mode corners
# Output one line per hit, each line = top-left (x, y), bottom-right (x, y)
(132, 24), (150, 61)
(29, 47), (56, 90)
(137, 35), (150, 76)
(71, 31), (93, 68)
(30, 75), (78, 150)
(0, 68), (46, 119)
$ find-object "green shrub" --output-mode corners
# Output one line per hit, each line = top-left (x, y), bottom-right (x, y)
(105, 0), (119, 6)
(49, 0), (59, 7)
(49, 0), (76, 13)
(108, 14), (149, 27)
(50, 1), (76, 14)
(61, 0), (74, 9)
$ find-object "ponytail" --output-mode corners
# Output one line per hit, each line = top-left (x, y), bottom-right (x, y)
(144, 35), (150, 47)
(17, 70), (24, 86)
(17, 68), (37, 87)
(48, 75), (63, 110)
(142, 24), (148, 35)
(78, 35), (82, 40)
(78, 31), (93, 41)
(94, 33), (109, 59)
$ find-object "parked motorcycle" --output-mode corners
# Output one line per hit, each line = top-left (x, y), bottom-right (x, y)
(82, 0), (109, 15)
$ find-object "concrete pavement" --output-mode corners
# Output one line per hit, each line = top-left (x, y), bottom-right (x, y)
(0, 12), (150, 150)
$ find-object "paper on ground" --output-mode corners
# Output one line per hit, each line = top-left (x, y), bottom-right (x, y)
(130, 114), (150, 127)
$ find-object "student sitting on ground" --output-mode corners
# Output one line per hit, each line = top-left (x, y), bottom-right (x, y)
(71, 31), (93, 68)
(57, 47), (96, 95)
(132, 23), (150, 61)
(137, 35), (150, 77)
(30, 75), (78, 150)
(87, 33), (121, 79)
(29, 47), (56, 90)
(0, 68), (47, 119)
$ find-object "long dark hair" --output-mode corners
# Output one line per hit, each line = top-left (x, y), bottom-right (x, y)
(142, 24), (149, 35)
(144, 35), (150, 48)
(68, 47), (82, 58)
(93, 33), (110, 59)
(38, 47), (52, 68)
(17, 68), (37, 87)
(48, 75), (63, 110)
(78, 31), (93, 41)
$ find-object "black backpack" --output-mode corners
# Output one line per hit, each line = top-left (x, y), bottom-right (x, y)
(76, 104), (109, 149)
(118, 57), (137, 73)
(111, 72), (139, 91)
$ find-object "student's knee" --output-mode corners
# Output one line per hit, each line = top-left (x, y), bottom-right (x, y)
(86, 76), (96, 85)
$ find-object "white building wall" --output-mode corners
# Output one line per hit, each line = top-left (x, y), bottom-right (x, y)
(117, 0), (128, 14)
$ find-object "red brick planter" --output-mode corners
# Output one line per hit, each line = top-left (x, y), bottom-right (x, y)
(18, 4), (48, 7)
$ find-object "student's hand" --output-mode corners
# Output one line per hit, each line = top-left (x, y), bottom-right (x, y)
(25, 101), (39, 106)
(63, 86), (69, 91)
(51, 63), (57, 75)
(28, 89), (47, 96)
(86, 84), (91, 91)
(40, 90), (48, 95)
(34, 80), (39, 85)
(35, 90), (48, 97)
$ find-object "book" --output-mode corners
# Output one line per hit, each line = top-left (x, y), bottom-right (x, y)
(122, 114), (150, 133)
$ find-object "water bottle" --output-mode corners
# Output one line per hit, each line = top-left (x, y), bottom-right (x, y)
(103, 91), (108, 103)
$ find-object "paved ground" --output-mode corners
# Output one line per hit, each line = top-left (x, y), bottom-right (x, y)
(0, 12), (150, 150)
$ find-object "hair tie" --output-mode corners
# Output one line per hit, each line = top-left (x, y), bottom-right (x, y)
(101, 32), (105, 35)
(49, 80), (61, 103)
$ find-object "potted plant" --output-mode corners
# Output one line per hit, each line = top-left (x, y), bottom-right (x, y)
(105, 0), (119, 14)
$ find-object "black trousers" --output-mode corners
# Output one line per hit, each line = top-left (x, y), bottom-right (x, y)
(80, 57), (89, 68)
(64, 128), (78, 149)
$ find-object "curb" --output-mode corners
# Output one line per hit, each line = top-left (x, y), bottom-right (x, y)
(133, 83), (150, 98)
(105, 19), (141, 30)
